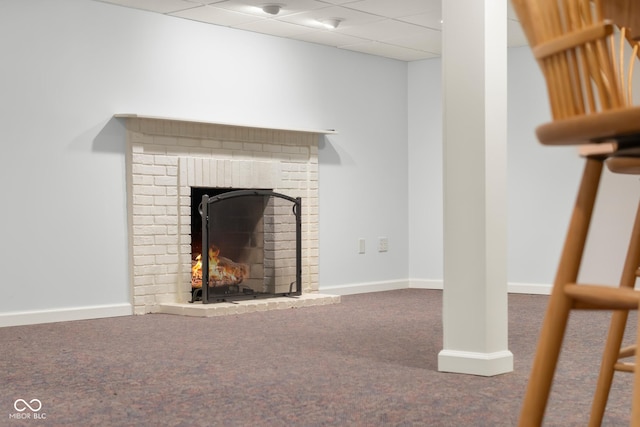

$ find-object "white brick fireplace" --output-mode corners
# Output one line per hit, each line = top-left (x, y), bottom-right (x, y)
(117, 114), (338, 315)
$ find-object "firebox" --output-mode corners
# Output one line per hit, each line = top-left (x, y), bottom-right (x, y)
(190, 188), (302, 303)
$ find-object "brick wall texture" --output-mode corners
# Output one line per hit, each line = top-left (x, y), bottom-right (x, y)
(124, 117), (319, 314)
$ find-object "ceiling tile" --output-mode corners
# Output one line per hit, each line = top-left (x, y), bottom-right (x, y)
(397, 10), (442, 31)
(384, 27), (441, 54)
(293, 29), (367, 47)
(340, 40), (434, 61)
(97, 0), (201, 13)
(316, 0), (362, 4)
(337, 18), (424, 41)
(344, 0), (437, 18)
(235, 19), (316, 37)
(211, 0), (329, 17)
(276, 5), (383, 30)
(170, 5), (259, 26)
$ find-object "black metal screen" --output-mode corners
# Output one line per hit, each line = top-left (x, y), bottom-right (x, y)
(197, 190), (301, 303)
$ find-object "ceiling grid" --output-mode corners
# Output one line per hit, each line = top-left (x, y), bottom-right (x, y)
(93, 0), (527, 61)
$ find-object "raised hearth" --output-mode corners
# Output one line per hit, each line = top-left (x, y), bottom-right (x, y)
(159, 293), (340, 317)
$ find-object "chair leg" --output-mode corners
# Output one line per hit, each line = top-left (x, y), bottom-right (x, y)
(590, 199), (640, 426)
(519, 158), (604, 427)
(590, 310), (631, 426)
(632, 308), (640, 427)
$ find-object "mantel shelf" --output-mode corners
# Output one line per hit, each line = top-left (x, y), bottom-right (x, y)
(114, 114), (337, 135)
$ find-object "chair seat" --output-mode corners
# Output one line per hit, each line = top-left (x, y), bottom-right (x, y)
(537, 106), (640, 146)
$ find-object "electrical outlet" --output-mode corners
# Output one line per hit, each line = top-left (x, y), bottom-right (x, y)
(378, 237), (388, 252)
(358, 238), (365, 254)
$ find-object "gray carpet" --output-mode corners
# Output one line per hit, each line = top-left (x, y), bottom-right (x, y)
(0, 289), (636, 426)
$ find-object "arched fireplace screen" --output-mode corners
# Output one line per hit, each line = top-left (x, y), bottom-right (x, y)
(193, 190), (302, 303)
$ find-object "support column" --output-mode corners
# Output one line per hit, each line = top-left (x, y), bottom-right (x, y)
(438, 0), (513, 376)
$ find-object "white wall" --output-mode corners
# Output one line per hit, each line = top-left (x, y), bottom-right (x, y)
(408, 46), (640, 291)
(408, 59), (443, 284)
(0, 0), (410, 322)
(505, 47), (580, 288)
(507, 47), (640, 288)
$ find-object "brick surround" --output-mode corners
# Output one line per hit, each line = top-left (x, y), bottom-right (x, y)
(118, 115), (323, 314)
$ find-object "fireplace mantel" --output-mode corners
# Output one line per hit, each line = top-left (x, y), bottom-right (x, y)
(115, 113), (337, 136)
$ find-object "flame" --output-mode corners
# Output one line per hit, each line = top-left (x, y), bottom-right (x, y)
(191, 245), (248, 288)
(191, 255), (203, 288)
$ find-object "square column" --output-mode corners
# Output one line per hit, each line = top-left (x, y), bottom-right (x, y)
(438, 0), (513, 376)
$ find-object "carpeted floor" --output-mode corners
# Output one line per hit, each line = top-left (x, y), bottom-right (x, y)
(0, 289), (637, 426)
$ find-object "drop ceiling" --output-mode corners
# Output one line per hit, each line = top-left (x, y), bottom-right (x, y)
(92, 0), (528, 61)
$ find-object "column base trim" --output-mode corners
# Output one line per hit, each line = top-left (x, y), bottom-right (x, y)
(438, 349), (514, 376)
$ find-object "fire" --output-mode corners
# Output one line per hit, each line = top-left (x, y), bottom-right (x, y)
(191, 245), (248, 288)
(191, 255), (204, 288)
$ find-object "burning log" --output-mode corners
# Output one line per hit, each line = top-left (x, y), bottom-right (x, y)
(191, 246), (248, 288)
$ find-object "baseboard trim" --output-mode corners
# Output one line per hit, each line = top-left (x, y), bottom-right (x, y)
(412, 279), (551, 295)
(321, 279), (551, 296)
(320, 279), (409, 295)
(0, 281), (551, 327)
(438, 349), (514, 376)
(0, 304), (133, 327)
(409, 279), (443, 290)
(507, 282), (552, 295)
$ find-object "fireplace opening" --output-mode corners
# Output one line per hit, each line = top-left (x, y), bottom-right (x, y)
(190, 188), (302, 303)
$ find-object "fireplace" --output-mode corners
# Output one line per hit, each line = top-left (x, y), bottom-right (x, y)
(191, 188), (301, 303)
(116, 114), (337, 315)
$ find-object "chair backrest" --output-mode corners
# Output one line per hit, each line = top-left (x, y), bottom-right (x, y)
(511, 0), (638, 121)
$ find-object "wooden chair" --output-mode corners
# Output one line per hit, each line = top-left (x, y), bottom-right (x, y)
(590, 20), (640, 424)
(590, 155), (640, 425)
(510, 0), (640, 425)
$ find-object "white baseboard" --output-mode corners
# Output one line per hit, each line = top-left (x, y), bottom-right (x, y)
(507, 282), (552, 295)
(412, 279), (551, 295)
(0, 304), (132, 327)
(319, 279), (409, 295)
(0, 281), (551, 327)
(409, 279), (443, 290)
(322, 279), (551, 296)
